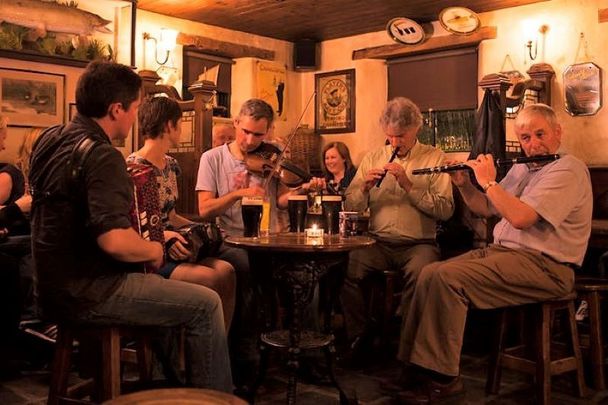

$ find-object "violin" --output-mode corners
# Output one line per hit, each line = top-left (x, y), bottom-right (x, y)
(245, 143), (312, 188)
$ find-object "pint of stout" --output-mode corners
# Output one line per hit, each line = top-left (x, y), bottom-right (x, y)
(321, 195), (342, 235)
(288, 195), (308, 233)
(242, 196), (263, 237)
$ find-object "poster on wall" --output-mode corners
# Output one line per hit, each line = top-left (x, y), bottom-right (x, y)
(256, 61), (287, 121)
(563, 62), (602, 116)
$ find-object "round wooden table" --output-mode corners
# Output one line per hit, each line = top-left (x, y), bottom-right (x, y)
(225, 233), (374, 405)
(102, 388), (247, 404)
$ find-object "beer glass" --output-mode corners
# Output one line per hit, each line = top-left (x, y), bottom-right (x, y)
(241, 196), (263, 237)
(321, 195), (342, 235)
(288, 195), (307, 233)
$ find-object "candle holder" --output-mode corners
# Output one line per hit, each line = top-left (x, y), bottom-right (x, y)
(305, 225), (324, 244)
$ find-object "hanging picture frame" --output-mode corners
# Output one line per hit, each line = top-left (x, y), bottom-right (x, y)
(563, 62), (602, 116)
(315, 69), (356, 134)
(0, 67), (65, 127)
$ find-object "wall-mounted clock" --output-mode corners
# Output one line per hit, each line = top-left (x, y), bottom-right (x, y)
(386, 17), (425, 45)
(439, 7), (480, 35)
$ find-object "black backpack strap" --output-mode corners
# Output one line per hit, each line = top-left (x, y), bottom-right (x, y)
(67, 136), (100, 187)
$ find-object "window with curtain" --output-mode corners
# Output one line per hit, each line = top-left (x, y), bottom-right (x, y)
(387, 47), (478, 152)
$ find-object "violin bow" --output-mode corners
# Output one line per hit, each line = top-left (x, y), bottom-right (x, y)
(262, 91), (316, 191)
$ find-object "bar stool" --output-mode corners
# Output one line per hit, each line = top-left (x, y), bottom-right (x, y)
(486, 293), (587, 405)
(369, 269), (402, 344)
(48, 323), (152, 405)
(575, 276), (608, 390)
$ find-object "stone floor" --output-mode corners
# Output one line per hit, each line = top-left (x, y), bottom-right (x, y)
(3, 314), (608, 404)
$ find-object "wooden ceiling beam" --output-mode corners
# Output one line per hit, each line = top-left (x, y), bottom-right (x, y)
(178, 32), (275, 61)
(352, 26), (497, 60)
(600, 8), (608, 23)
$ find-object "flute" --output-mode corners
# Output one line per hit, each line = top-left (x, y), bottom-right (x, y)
(411, 154), (560, 175)
(375, 147), (400, 187)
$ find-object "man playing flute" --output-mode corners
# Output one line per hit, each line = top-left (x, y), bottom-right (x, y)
(342, 97), (454, 363)
(392, 103), (592, 403)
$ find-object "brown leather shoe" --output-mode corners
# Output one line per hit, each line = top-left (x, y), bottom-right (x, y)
(397, 376), (465, 404)
(379, 367), (423, 392)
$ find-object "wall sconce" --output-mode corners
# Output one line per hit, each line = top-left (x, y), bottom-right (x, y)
(143, 28), (178, 66)
(522, 22), (549, 62)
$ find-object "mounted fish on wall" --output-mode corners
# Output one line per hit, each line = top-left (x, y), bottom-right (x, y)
(0, 0), (114, 62)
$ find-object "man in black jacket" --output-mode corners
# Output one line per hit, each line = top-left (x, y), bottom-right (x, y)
(29, 61), (232, 391)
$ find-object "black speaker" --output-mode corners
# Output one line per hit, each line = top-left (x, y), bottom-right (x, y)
(294, 39), (318, 71)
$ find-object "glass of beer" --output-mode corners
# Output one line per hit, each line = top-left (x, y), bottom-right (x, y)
(322, 195), (342, 235)
(260, 197), (271, 237)
(288, 195), (308, 233)
(242, 196), (263, 237)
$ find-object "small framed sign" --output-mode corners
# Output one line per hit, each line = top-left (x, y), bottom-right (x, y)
(315, 69), (355, 134)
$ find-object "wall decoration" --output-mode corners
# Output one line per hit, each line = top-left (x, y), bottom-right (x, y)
(563, 62), (602, 116)
(315, 69), (356, 134)
(386, 17), (425, 45)
(0, 0), (136, 68)
(438, 7), (480, 35)
(0, 68), (65, 127)
(256, 61), (287, 121)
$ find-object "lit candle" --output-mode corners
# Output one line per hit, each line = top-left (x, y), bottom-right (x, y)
(305, 223), (324, 240)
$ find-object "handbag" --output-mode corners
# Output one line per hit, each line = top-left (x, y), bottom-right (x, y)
(169, 222), (223, 263)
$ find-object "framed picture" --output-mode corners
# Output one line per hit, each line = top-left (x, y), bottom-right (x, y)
(0, 68), (65, 127)
(564, 62), (602, 116)
(315, 69), (355, 134)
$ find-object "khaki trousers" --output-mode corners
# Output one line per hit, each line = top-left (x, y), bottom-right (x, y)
(397, 244), (574, 376)
(341, 239), (439, 339)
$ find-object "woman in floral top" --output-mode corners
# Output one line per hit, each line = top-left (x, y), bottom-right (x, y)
(127, 97), (235, 331)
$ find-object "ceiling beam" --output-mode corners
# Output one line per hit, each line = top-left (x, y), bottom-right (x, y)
(352, 26), (497, 60)
(178, 32), (275, 61)
(600, 8), (608, 23)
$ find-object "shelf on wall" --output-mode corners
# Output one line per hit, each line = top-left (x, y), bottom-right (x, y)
(352, 26), (497, 60)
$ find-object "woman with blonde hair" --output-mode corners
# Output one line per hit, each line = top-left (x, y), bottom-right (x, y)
(16, 127), (45, 185)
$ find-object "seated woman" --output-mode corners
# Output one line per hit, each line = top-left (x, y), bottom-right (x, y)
(298, 141), (357, 195)
(127, 97), (235, 331)
(321, 141), (356, 193)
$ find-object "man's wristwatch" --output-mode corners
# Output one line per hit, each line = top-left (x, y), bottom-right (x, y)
(482, 180), (498, 193)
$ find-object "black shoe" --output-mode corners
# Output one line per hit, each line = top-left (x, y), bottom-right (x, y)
(379, 366), (422, 393)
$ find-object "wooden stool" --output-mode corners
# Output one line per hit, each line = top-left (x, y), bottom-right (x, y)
(102, 388), (247, 404)
(369, 269), (402, 344)
(575, 277), (608, 390)
(486, 293), (587, 404)
(48, 324), (152, 405)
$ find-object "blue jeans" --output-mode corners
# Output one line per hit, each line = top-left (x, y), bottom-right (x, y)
(76, 272), (232, 392)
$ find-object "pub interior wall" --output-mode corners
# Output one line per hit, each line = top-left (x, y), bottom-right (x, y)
(1, 0), (606, 167)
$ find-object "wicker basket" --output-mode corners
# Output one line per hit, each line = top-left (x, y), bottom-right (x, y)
(289, 126), (322, 176)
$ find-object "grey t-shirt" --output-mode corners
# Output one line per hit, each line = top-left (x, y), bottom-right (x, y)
(195, 144), (280, 236)
(492, 154), (592, 266)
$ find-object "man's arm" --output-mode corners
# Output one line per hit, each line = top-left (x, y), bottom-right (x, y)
(97, 227), (163, 269)
(198, 187), (264, 220)
(457, 154), (539, 228)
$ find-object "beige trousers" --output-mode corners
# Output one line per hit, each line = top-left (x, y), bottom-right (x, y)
(397, 244), (574, 376)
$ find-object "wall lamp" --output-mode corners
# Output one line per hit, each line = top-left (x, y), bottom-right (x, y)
(143, 28), (178, 66)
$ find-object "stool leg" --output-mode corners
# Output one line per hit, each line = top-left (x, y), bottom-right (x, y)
(486, 309), (507, 395)
(535, 304), (551, 405)
(586, 292), (605, 390)
(567, 301), (588, 397)
(382, 273), (395, 344)
(48, 327), (74, 405)
(101, 327), (121, 401)
(136, 335), (153, 383)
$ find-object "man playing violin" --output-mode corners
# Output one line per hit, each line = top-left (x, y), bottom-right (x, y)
(392, 104), (592, 403)
(342, 97), (454, 364)
(196, 98), (291, 389)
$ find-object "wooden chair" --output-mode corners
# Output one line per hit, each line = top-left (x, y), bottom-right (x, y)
(486, 293), (587, 404)
(48, 324), (152, 405)
(575, 276), (608, 390)
(369, 269), (402, 345)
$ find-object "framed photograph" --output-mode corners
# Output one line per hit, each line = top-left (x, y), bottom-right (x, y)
(315, 69), (355, 134)
(0, 68), (65, 127)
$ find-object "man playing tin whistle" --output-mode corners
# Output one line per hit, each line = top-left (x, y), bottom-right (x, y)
(341, 97), (454, 363)
(392, 104), (593, 403)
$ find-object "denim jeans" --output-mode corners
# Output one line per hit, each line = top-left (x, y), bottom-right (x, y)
(75, 272), (232, 392)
